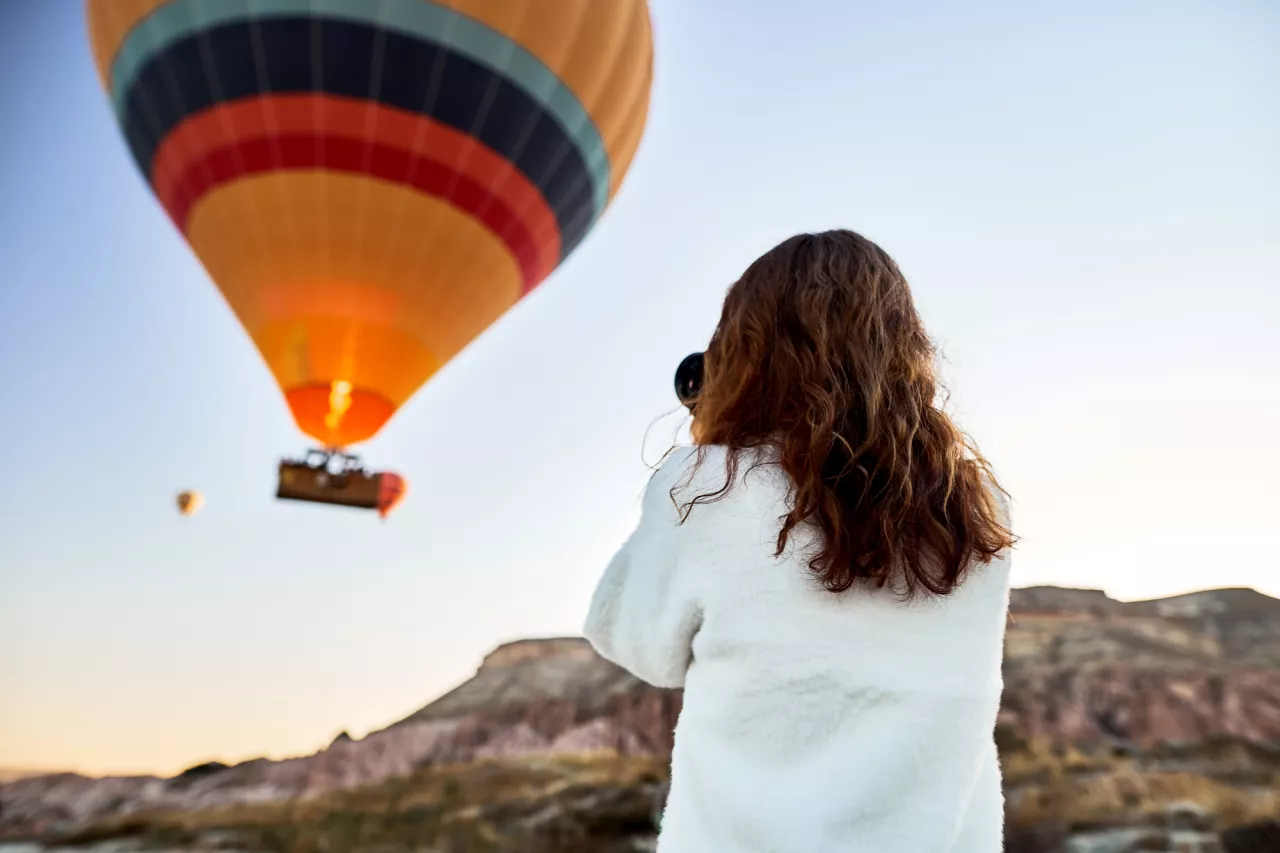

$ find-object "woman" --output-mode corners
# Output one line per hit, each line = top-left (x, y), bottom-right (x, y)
(584, 230), (1016, 852)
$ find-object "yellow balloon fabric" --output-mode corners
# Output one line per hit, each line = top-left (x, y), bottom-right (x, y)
(87, 0), (653, 446)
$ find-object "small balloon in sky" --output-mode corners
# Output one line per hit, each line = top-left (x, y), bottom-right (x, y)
(376, 473), (408, 520)
(175, 491), (204, 517)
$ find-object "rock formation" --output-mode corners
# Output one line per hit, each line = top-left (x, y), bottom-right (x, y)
(1001, 586), (1280, 743)
(2, 585), (1277, 845)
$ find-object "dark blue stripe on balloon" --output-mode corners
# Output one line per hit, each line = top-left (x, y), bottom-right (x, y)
(121, 16), (596, 256)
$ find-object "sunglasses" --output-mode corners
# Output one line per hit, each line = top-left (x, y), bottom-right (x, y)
(674, 352), (704, 411)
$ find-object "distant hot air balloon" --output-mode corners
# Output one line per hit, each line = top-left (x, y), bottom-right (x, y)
(85, 0), (654, 453)
(376, 473), (408, 519)
(176, 490), (205, 517)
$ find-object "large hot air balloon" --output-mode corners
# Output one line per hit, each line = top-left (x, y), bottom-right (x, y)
(85, 0), (653, 502)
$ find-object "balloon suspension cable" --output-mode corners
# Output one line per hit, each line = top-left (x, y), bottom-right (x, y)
(287, 447), (369, 477)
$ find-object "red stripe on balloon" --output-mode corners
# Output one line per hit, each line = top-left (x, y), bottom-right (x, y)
(162, 134), (548, 291)
(149, 96), (561, 285)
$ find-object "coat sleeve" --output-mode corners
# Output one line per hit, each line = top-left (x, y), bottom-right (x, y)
(583, 450), (704, 688)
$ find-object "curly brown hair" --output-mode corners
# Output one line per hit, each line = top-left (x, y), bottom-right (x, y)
(678, 229), (1014, 596)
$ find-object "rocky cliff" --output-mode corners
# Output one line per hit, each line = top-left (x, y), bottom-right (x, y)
(1001, 586), (1280, 744)
(0, 638), (679, 840)
(2, 585), (1278, 844)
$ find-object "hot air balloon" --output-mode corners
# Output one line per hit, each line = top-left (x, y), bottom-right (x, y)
(86, 0), (653, 511)
(176, 490), (205, 517)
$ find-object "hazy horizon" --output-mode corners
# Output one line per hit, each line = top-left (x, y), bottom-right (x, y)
(2, 582), (1276, 778)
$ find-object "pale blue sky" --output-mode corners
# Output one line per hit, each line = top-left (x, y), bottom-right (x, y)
(1, 0), (1277, 775)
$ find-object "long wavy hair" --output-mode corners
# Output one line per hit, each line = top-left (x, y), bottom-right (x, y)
(679, 229), (1015, 596)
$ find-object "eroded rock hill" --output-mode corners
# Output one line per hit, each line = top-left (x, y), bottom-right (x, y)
(3, 585), (1277, 841)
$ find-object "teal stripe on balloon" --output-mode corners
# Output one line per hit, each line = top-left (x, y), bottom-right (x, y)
(109, 0), (610, 219)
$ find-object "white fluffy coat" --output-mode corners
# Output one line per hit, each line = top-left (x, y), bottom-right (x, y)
(584, 446), (1011, 852)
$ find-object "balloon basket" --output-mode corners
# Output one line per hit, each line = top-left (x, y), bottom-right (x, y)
(276, 448), (405, 517)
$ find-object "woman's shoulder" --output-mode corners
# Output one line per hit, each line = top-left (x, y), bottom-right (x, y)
(647, 444), (789, 514)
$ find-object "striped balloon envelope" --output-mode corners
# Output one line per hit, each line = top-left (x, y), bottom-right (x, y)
(86, 0), (653, 447)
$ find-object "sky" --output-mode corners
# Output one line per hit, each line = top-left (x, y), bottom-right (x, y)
(1, 0), (1277, 777)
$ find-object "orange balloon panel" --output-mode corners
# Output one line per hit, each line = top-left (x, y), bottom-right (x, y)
(187, 172), (521, 445)
(86, 0), (653, 446)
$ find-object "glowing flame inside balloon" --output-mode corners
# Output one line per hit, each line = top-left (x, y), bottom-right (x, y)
(325, 380), (353, 432)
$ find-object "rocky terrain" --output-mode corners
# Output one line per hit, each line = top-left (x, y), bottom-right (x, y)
(2, 585), (1278, 852)
(1001, 586), (1280, 744)
(0, 639), (680, 842)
